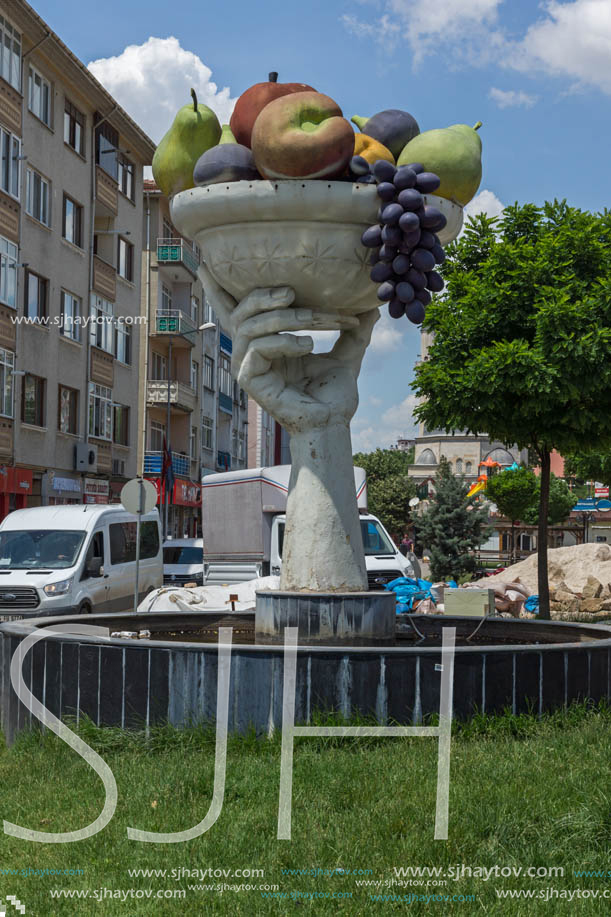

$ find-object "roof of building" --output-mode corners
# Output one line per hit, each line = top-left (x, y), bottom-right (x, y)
(9, 0), (156, 163)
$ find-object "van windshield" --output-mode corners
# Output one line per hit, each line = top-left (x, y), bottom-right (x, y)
(360, 520), (396, 556)
(163, 546), (203, 565)
(0, 530), (86, 570)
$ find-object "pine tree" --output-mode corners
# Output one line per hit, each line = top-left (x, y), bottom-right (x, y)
(415, 458), (490, 581)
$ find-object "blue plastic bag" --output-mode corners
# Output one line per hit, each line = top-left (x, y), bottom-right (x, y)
(524, 595), (539, 614)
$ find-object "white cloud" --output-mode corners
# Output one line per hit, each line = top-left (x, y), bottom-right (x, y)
(369, 309), (405, 353)
(513, 0), (611, 94)
(488, 87), (538, 108)
(464, 189), (505, 222)
(342, 0), (611, 95)
(351, 393), (419, 451)
(88, 37), (236, 146)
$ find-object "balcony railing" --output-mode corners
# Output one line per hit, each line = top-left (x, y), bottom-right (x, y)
(217, 451), (231, 471)
(147, 380), (196, 413)
(154, 308), (197, 340)
(144, 451), (190, 477)
(156, 237), (199, 278)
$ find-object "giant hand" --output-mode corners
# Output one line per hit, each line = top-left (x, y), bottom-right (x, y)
(199, 262), (378, 591)
(198, 264), (378, 434)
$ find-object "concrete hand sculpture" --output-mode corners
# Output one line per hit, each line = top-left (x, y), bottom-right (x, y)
(199, 262), (378, 591)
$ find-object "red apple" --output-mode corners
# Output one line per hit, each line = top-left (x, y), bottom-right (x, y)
(230, 72), (316, 148)
(251, 91), (355, 180)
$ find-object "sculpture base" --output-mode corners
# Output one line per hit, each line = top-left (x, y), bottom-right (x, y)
(255, 590), (396, 646)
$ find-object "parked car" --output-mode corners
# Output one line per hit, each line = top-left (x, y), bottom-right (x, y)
(163, 538), (204, 586)
(0, 504), (163, 619)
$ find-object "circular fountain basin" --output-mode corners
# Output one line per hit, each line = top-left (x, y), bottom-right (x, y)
(0, 613), (609, 742)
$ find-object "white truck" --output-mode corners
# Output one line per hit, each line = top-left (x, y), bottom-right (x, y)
(201, 465), (419, 589)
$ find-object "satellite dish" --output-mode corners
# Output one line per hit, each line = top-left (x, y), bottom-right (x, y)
(409, 497), (420, 507)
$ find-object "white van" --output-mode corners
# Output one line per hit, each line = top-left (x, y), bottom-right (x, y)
(0, 504), (163, 619)
(163, 538), (204, 586)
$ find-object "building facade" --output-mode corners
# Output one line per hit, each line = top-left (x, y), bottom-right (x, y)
(0, 0), (155, 519)
(138, 182), (249, 539)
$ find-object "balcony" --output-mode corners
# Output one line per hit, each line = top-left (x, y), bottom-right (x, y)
(156, 237), (199, 281)
(147, 380), (196, 413)
(217, 451), (231, 471)
(153, 308), (197, 346)
(144, 451), (190, 477)
(93, 255), (116, 301)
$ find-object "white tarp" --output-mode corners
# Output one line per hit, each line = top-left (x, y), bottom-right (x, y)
(137, 576), (281, 614)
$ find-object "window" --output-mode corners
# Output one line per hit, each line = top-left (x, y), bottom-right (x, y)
(24, 270), (47, 320)
(95, 116), (118, 180)
(239, 431), (245, 461)
(28, 65), (51, 126)
(233, 379), (240, 403)
(90, 294), (114, 353)
(465, 461), (472, 474)
(25, 169), (50, 226)
(0, 347), (13, 417)
(0, 16), (21, 90)
(114, 321), (131, 364)
(60, 291), (81, 341)
(0, 236), (17, 308)
(162, 218), (173, 240)
(151, 351), (167, 380)
(1, 128), (20, 199)
(22, 374), (45, 426)
(219, 354), (232, 397)
(190, 295), (199, 324)
(88, 382), (112, 440)
(203, 355), (214, 390)
(58, 385), (78, 434)
(190, 425), (197, 459)
(150, 420), (165, 452)
(161, 284), (172, 312)
(117, 154), (134, 200)
(113, 404), (129, 445)
(64, 99), (84, 155)
(232, 429), (238, 459)
(190, 360), (198, 390)
(203, 299), (215, 325)
(202, 416), (213, 450)
(62, 194), (83, 247)
(117, 236), (133, 281)
(455, 458), (463, 474)
(109, 521), (159, 564)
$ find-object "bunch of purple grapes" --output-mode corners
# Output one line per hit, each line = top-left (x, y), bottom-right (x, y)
(353, 157), (447, 324)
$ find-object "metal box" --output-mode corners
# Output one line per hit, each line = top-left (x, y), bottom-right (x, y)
(444, 588), (495, 617)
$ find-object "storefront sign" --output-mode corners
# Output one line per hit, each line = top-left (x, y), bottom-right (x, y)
(50, 474), (82, 493)
(144, 477), (201, 507)
(84, 478), (110, 496)
(0, 468), (33, 494)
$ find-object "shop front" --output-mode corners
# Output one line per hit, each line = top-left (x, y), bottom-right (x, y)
(144, 476), (201, 538)
(44, 471), (83, 506)
(0, 467), (33, 521)
(83, 478), (110, 505)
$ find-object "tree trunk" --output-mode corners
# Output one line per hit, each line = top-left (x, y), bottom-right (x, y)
(537, 448), (551, 619)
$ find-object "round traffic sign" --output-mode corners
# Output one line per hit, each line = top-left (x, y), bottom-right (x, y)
(120, 478), (158, 515)
(597, 498), (611, 512)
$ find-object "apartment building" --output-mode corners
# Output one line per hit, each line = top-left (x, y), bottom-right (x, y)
(139, 181), (249, 539)
(0, 1), (154, 518)
(247, 401), (290, 468)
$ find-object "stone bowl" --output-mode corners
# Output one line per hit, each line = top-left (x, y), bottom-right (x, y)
(170, 180), (463, 314)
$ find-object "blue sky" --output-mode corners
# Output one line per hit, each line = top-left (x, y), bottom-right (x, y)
(33, 0), (611, 450)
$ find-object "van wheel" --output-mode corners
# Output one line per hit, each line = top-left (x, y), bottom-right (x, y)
(78, 602), (92, 615)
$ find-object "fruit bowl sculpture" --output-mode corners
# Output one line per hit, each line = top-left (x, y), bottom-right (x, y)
(159, 77), (481, 596)
(170, 180), (462, 314)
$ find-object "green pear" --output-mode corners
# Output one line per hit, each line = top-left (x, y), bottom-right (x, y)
(152, 88), (221, 196)
(218, 124), (237, 144)
(397, 122), (482, 207)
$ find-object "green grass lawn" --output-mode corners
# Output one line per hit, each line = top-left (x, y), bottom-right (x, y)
(0, 707), (609, 915)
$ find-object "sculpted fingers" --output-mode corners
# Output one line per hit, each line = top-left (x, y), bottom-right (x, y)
(235, 334), (313, 386)
(232, 287), (295, 325)
(233, 309), (359, 367)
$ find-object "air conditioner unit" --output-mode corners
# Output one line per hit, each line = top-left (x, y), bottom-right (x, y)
(75, 442), (97, 473)
(112, 458), (125, 476)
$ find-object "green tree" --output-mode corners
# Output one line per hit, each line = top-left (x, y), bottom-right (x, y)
(523, 474), (576, 527)
(564, 452), (611, 488)
(415, 458), (490, 581)
(485, 467), (538, 563)
(412, 201), (611, 617)
(353, 448), (416, 536)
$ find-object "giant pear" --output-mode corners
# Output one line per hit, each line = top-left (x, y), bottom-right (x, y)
(397, 122), (482, 207)
(152, 89), (221, 197)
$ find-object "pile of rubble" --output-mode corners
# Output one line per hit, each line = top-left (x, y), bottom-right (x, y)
(471, 542), (611, 622)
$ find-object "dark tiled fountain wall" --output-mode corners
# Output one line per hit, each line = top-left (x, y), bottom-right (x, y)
(1, 615), (610, 744)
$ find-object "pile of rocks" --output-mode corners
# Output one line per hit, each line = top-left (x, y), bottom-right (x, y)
(550, 575), (611, 623)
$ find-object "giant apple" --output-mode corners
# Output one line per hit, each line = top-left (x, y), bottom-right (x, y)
(230, 72), (316, 148)
(251, 91), (355, 180)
